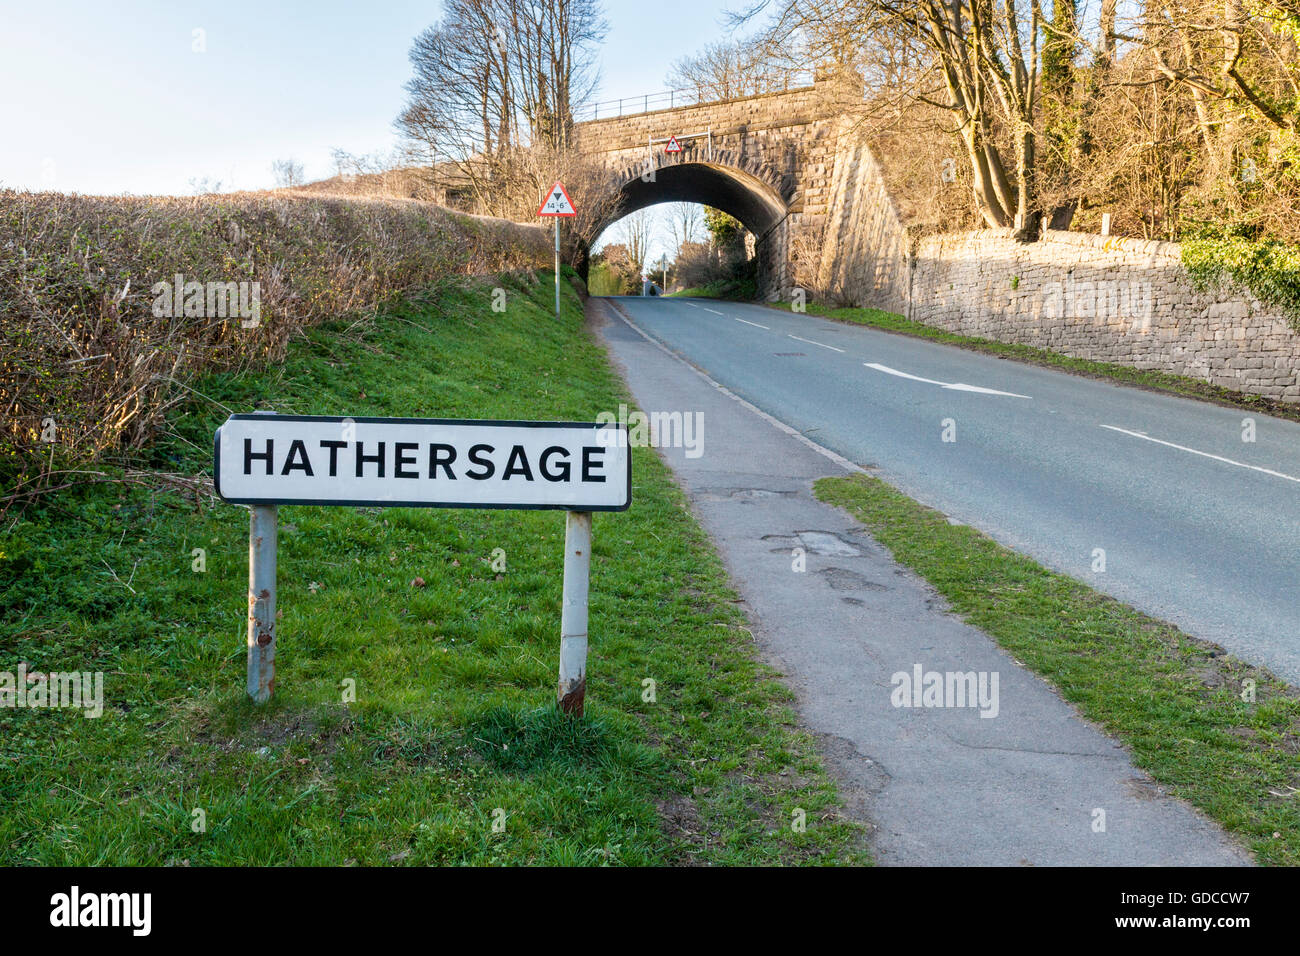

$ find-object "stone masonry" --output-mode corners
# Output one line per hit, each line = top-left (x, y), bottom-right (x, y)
(909, 230), (1300, 403)
(574, 72), (862, 299)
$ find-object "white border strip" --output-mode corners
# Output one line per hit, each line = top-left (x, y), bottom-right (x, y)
(606, 302), (863, 474)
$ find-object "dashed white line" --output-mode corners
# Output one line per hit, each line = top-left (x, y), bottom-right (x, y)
(788, 333), (845, 353)
(704, 307), (724, 315)
(732, 317), (769, 329)
(1099, 425), (1300, 484)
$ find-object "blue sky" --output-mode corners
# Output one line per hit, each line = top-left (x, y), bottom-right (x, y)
(0, 0), (746, 197)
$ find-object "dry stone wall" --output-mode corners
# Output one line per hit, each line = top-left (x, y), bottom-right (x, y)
(908, 230), (1300, 402)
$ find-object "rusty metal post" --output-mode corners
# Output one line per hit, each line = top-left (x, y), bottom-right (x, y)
(247, 503), (277, 702)
(557, 510), (591, 717)
(246, 409), (278, 702)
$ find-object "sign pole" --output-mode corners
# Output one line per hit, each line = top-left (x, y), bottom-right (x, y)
(246, 411), (278, 703)
(557, 510), (592, 717)
(538, 181), (576, 319)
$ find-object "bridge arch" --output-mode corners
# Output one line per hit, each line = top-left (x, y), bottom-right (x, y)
(582, 146), (797, 294)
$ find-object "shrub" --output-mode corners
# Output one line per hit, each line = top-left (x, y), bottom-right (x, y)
(0, 189), (550, 496)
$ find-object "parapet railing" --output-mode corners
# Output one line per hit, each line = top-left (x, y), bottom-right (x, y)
(574, 71), (817, 121)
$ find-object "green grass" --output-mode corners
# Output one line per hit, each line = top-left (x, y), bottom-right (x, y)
(669, 277), (758, 301)
(767, 300), (1300, 423)
(0, 270), (867, 866)
(816, 473), (1300, 866)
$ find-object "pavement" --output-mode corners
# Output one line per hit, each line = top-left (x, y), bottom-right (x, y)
(590, 295), (1253, 866)
(605, 294), (1300, 686)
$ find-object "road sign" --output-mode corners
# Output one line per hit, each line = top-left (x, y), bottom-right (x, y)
(537, 181), (577, 217)
(665, 135), (682, 153)
(215, 414), (631, 511)
(216, 412), (630, 709)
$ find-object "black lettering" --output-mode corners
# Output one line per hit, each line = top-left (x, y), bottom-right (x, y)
(465, 444), (495, 480)
(319, 440), (346, 477)
(244, 438), (273, 476)
(429, 443), (457, 479)
(394, 442), (419, 478)
(356, 441), (385, 478)
(281, 439), (313, 476)
(582, 446), (607, 483)
(502, 444), (534, 481)
(539, 446), (571, 482)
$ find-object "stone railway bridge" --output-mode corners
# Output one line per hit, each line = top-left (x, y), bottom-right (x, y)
(569, 76), (1300, 404)
(573, 72), (909, 309)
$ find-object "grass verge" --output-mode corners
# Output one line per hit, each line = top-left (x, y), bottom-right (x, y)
(0, 270), (867, 866)
(816, 472), (1300, 865)
(765, 300), (1300, 424)
(669, 277), (758, 301)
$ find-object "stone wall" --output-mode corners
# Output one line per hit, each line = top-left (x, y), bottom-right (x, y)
(815, 122), (910, 315)
(908, 229), (1300, 402)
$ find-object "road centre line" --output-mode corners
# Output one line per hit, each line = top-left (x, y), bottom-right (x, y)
(1099, 425), (1300, 484)
(787, 333), (845, 353)
(732, 316), (770, 329)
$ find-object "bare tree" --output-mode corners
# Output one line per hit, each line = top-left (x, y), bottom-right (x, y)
(616, 209), (655, 277)
(395, 0), (608, 217)
(667, 202), (704, 253)
(666, 38), (801, 98)
(271, 158), (305, 188)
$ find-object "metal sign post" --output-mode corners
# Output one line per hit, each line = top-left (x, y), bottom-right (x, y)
(247, 502), (277, 702)
(214, 414), (630, 712)
(537, 181), (577, 321)
(558, 510), (591, 716)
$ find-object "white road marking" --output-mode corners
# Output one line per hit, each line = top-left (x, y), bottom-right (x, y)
(788, 333), (845, 353)
(704, 307), (724, 315)
(607, 303), (862, 474)
(1099, 425), (1300, 484)
(864, 362), (1032, 399)
(733, 317), (770, 329)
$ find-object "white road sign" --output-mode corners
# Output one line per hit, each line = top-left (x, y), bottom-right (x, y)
(214, 414), (630, 511)
(537, 181), (577, 217)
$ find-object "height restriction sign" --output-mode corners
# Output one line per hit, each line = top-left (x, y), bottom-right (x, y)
(537, 181), (577, 217)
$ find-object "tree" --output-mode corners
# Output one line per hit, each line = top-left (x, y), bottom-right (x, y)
(616, 209), (655, 276)
(666, 38), (797, 99)
(271, 158), (304, 188)
(395, 0), (608, 217)
(667, 202), (704, 253)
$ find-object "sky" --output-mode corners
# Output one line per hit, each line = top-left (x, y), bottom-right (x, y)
(0, 0), (746, 197)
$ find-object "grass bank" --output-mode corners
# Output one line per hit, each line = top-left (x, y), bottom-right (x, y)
(0, 269), (866, 866)
(669, 277), (757, 301)
(766, 300), (1300, 424)
(817, 473), (1300, 866)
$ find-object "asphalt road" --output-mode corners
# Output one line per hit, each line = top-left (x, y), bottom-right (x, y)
(594, 298), (1250, 865)
(609, 295), (1300, 685)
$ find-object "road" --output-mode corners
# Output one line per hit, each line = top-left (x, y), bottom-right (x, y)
(609, 295), (1300, 685)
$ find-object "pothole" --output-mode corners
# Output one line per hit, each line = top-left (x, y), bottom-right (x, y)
(762, 530), (866, 557)
(818, 567), (890, 591)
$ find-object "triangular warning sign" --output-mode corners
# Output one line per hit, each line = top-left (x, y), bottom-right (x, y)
(537, 181), (577, 217)
(664, 135), (683, 153)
